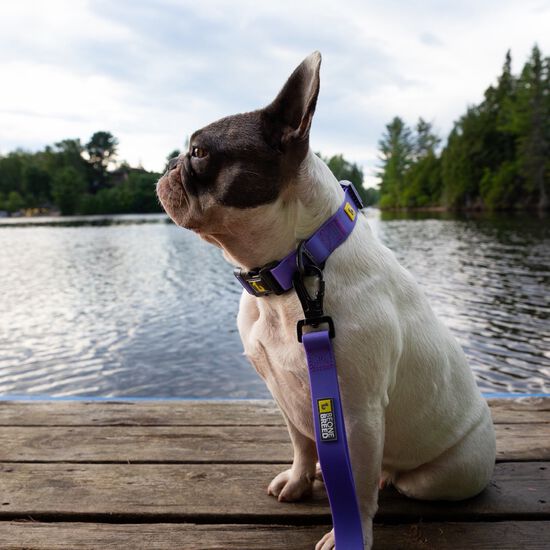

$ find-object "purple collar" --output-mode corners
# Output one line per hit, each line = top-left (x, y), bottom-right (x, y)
(234, 181), (363, 297)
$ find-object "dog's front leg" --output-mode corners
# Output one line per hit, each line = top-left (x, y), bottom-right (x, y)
(268, 408), (318, 502)
(316, 406), (385, 550)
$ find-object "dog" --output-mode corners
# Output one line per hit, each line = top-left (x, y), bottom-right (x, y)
(156, 51), (496, 550)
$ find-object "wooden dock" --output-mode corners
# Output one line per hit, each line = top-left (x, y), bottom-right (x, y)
(0, 398), (548, 549)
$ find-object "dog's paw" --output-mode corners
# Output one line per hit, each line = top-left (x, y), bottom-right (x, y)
(267, 468), (313, 502)
(315, 529), (334, 550)
(315, 462), (324, 482)
(315, 529), (373, 550)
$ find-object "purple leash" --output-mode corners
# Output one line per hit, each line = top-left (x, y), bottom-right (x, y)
(234, 182), (365, 548)
(302, 331), (364, 548)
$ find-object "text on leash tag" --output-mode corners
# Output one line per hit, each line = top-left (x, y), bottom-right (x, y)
(317, 398), (338, 442)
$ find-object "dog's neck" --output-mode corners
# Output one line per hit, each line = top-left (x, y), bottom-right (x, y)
(202, 150), (344, 271)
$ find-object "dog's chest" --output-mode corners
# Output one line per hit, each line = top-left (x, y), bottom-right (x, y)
(238, 294), (315, 436)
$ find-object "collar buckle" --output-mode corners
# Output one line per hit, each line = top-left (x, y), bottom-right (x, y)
(234, 261), (284, 297)
(341, 181), (364, 210)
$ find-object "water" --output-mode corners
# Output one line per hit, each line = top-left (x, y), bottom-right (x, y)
(0, 211), (548, 398)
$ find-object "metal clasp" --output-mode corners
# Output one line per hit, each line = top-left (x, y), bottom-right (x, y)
(293, 241), (335, 342)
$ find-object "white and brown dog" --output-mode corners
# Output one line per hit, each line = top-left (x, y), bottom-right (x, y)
(157, 52), (496, 550)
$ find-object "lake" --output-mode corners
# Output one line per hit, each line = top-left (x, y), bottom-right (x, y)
(0, 210), (548, 398)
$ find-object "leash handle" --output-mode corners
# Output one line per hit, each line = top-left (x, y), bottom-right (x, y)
(302, 329), (364, 549)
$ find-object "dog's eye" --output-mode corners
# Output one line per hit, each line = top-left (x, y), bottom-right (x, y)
(191, 146), (208, 159)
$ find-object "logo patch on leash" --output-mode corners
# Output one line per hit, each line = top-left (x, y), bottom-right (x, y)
(317, 398), (338, 441)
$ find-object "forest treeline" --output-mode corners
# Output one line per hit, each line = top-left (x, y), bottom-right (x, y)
(0, 134), (376, 216)
(2, 45), (546, 216)
(378, 45), (550, 210)
(0, 132), (162, 216)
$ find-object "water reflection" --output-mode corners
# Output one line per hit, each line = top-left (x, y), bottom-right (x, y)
(371, 209), (549, 394)
(0, 211), (548, 398)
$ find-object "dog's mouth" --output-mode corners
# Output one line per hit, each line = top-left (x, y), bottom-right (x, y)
(157, 161), (191, 223)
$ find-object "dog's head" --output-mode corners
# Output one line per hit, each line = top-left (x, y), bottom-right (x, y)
(156, 52), (322, 263)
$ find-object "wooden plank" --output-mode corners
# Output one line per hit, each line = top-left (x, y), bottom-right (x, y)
(489, 398), (550, 424)
(0, 521), (548, 550)
(0, 423), (547, 463)
(0, 462), (548, 521)
(1, 398), (548, 427)
(494, 424), (550, 461)
(0, 400), (283, 427)
(0, 426), (292, 464)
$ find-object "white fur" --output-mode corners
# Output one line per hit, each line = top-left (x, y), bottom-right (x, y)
(236, 150), (496, 549)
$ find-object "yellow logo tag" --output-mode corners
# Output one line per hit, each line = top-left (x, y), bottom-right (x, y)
(250, 281), (266, 293)
(344, 202), (356, 221)
(318, 399), (333, 414)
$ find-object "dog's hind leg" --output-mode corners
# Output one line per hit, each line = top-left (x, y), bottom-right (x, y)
(393, 414), (496, 501)
(267, 410), (318, 502)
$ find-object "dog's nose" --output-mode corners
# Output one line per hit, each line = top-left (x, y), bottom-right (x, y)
(167, 157), (180, 171)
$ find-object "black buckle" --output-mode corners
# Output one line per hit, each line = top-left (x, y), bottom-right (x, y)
(341, 180), (364, 209)
(234, 261), (284, 297)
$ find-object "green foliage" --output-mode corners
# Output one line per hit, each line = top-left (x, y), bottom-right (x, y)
(402, 153), (442, 207)
(0, 132), (164, 216)
(480, 161), (522, 209)
(377, 117), (414, 207)
(362, 187), (380, 207)
(85, 131), (119, 191)
(5, 191), (25, 213)
(51, 167), (86, 215)
(317, 152), (378, 205)
(78, 171), (162, 215)
(0, 152), (25, 196)
(22, 163), (51, 206)
(378, 117), (440, 208)
(379, 45), (550, 210)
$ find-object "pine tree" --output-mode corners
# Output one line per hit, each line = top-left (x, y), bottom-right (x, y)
(378, 117), (414, 208)
(504, 45), (550, 208)
(85, 131), (119, 192)
(414, 118), (441, 160)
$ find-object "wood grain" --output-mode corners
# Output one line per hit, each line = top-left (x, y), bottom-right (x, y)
(0, 521), (549, 550)
(1, 398), (548, 427)
(0, 462), (548, 521)
(0, 423), (547, 463)
(0, 401), (284, 427)
(0, 399), (548, 550)
(0, 425), (292, 463)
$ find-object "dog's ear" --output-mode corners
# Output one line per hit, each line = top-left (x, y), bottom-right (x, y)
(263, 51), (321, 149)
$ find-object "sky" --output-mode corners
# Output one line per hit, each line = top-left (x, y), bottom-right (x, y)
(1, 0), (549, 187)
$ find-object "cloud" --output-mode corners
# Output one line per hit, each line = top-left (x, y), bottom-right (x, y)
(1, 0), (549, 185)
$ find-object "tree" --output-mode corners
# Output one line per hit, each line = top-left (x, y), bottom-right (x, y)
(5, 191), (24, 213)
(22, 163), (51, 206)
(51, 167), (86, 215)
(362, 187), (380, 207)
(502, 45), (549, 208)
(398, 119), (443, 207)
(0, 152), (25, 196)
(414, 118), (441, 160)
(377, 117), (414, 208)
(85, 131), (119, 191)
(316, 153), (372, 204)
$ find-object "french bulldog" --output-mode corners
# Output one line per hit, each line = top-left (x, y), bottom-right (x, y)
(156, 51), (496, 550)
